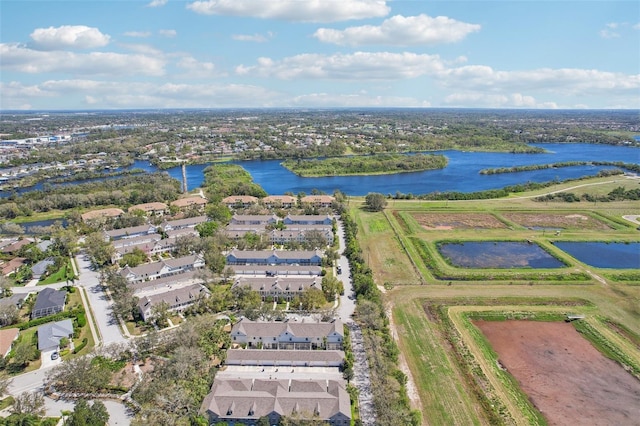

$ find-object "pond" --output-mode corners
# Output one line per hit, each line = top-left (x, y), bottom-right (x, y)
(15, 218), (68, 234)
(553, 241), (640, 269)
(438, 241), (565, 269)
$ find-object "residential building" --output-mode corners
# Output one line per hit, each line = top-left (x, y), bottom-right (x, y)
(200, 378), (350, 426)
(230, 214), (278, 226)
(31, 257), (55, 279)
(104, 225), (158, 241)
(230, 318), (343, 350)
(301, 195), (335, 208)
(37, 319), (73, 351)
(225, 349), (345, 367)
(283, 214), (333, 226)
(31, 288), (66, 319)
(137, 283), (209, 321)
(161, 216), (208, 232)
(232, 277), (321, 302)
(229, 264), (322, 277)
(222, 195), (259, 209)
(1, 257), (27, 276)
(120, 254), (205, 283)
(0, 328), (19, 357)
(128, 202), (168, 216)
(80, 208), (124, 223)
(262, 195), (296, 208)
(171, 196), (208, 210)
(226, 249), (323, 266)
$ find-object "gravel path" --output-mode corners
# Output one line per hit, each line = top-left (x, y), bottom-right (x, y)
(348, 322), (377, 426)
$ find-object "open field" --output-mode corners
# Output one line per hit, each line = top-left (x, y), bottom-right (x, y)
(354, 176), (640, 425)
(475, 319), (640, 425)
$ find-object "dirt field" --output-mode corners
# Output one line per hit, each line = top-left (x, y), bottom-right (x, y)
(502, 212), (612, 230)
(474, 320), (640, 426)
(411, 213), (506, 230)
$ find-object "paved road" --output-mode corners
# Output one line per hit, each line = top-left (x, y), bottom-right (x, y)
(75, 254), (127, 346)
(334, 219), (356, 323)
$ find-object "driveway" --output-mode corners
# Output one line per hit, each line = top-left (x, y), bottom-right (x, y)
(40, 349), (61, 369)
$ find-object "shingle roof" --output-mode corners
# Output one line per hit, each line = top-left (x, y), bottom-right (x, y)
(33, 288), (66, 312)
(225, 349), (345, 364)
(37, 319), (73, 350)
(232, 319), (343, 339)
(201, 378), (350, 422)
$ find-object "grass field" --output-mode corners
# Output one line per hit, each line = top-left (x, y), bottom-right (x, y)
(353, 175), (640, 425)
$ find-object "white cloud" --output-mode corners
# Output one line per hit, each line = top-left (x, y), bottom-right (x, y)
(289, 92), (430, 107)
(124, 31), (152, 38)
(175, 56), (224, 78)
(443, 92), (558, 109)
(119, 43), (164, 56)
(599, 29), (620, 39)
(147, 0), (168, 7)
(30, 25), (111, 50)
(314, 14), (480, 46)
(159, 29), (177, 38)
(438, 65), (640, 96)
(0, 80), (281, 109)
(232, 32), (273, 42)
(634, 23), (640, 30)
(236, 51), (445, 80)
(0, 43), (165, 76)
(187, 0), (389, 22)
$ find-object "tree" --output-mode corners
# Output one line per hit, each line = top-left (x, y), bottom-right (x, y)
(302, 230), (328, 250)
(11, 340), (36, 368)
(0, 303), (19, 326)
(321, 276), (343, 299)
(46, 355), (112, 394)
(300, 288), (327, 310)
(84, 232), (115, 267)
(151, 301), (170, 327)
(364, 192), (387, 212)
(0, 372), (12, 397)
(66, 399), (110, 426)
(11, 392), (45, 417)
(119, 247), (148, 268)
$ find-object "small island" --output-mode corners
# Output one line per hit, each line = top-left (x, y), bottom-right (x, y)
(282, 153), (448, 177)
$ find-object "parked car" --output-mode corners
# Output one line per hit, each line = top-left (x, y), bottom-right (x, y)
(337, 266), (342, 275)
(51, 352), (59, 360)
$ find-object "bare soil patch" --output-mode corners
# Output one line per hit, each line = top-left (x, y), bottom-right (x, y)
(503, 212), (612, 230)
(474, 320), (640, 426)
(411, 213), (506, 230)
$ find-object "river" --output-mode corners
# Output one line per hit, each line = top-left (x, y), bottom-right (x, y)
(2, 143), (638, 197)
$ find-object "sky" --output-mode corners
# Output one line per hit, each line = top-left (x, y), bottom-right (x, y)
(0, 0), (639, 110)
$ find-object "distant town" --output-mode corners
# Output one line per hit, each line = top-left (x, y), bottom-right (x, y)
(0, 109), (638, 426)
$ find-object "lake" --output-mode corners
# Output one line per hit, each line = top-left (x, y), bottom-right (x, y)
(553, 241), (640, 269)
(166, 143), (640, 195)
(1, 143), (638, 197)
(438, 241), (566, 269)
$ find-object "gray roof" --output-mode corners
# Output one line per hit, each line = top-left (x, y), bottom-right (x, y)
(232, 319), (343, 339)
(229, 265), (322, 276)
(227, 249), (323, 261)
(33, 288), (66, 312)
(105, 224), (155, 239)
(129, 270), (201, 294)
(137, 283), (209, 312)
(163, 216), (208, 229)
(31, 257), (55, 276)
(201, 378), (350, 422)
(37, 318), (73, 350)
(226, 349), (345, 364)
(233, 277), (320, 293)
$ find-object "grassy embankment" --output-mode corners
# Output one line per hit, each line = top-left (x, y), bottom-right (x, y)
(353, 175), (640, 425)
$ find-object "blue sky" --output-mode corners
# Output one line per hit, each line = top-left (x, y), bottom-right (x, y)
(1, 0), (638, 110)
